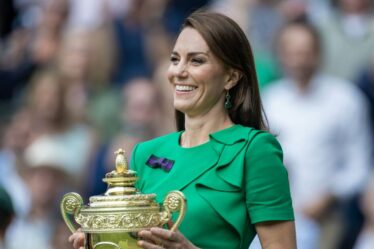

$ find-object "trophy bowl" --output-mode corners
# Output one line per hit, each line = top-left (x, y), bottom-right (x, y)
(60, 149), (186, 249)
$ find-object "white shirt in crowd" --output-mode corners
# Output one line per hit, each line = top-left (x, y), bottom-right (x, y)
(262, 73), (371, 209)
(255, 73), (372, 249)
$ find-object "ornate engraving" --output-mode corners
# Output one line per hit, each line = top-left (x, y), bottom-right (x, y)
(76, 212), (164, 232)
(90, 193), (156, 202)
(60, 193), (83, 233)
(164, 192), (183, 211)
(162, 191), (186, 232)
(63, 196), (81, 214)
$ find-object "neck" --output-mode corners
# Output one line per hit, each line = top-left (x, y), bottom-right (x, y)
(364, 219), (374, 229)
(182, 107), (233, 147)
(292, 73), (315, 94)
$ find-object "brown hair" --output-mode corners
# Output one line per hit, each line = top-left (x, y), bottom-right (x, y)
(174, 11), (268, 131)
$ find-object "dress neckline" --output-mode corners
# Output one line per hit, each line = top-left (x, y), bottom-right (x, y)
(176, 124), (239, 150)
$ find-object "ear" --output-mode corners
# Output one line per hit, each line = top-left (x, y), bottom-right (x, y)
(224, 69), (242, 90)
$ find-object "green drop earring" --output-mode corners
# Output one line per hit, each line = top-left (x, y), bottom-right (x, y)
(224, 91), (232, 109)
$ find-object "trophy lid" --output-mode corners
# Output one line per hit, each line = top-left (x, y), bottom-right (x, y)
(87, 149), (157, 208)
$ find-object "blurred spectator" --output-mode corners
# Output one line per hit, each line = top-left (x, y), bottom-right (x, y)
(261, 21), (371, 249)
(26, 69), (97, 185)
(247, 0), (285, 88)
(26, 70), (70, 136)
(6, 138), (71, 249)
(107, 77), (159, 166)
(112, 0), (210, 85)
(87, 78), (159, 196)
(0, 0), (69, 120)
(1, 0), (69, 70)
(0, 185), (14, 249)
(112, 0), (154, 85)
(353, 175), (374, 249)
(57, 28), (119, 142)
(0, 108), (34, 217)
(210, 0), (283, 88)
(318, 0), (374, 81)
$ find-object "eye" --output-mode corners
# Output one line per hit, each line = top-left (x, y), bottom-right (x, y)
(191, 57), (205, 65)
(170, 55), (179, 65)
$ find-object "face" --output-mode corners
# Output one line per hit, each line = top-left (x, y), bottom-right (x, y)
(123, 78), (157, 126)
(32, 75), (62, 121)
(27, 167), (65, 208)
(278, 26), (319, 82)
(339, 0), (369, 13)
(59, 34), (90, 81)
(167, 28), (231, 117)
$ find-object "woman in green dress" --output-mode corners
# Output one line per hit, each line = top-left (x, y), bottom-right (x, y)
(70, 11), (296, 249)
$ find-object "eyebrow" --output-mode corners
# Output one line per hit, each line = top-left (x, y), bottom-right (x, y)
(171, 51), (210, 57)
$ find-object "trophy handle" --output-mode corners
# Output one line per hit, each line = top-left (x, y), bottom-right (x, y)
(162, 191), (187, 232)
(60, 192), (83, 233)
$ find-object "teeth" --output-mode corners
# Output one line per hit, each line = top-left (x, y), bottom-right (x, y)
(176, 85), (197, 91)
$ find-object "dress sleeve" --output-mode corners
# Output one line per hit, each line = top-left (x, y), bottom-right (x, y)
(245, 132), (294, 224)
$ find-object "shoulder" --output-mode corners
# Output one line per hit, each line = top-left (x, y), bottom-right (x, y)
(246, 130), (282, 156)
(210, 124), (280, 150)
(319, 74), (368, 107)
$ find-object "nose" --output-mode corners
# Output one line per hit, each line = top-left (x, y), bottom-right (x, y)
(169, 60), (188, 79)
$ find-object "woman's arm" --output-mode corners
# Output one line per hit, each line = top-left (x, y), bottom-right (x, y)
(255, 221), (296, 249)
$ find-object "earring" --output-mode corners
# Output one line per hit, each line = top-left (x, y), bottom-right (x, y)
(224, 91), (232, 109)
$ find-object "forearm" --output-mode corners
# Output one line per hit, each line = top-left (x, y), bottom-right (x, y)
(256, 221), (297, 249)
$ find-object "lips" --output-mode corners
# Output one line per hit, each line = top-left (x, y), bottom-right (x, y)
(175, 85), (197, 92)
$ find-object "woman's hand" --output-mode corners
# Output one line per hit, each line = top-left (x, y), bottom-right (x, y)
(138, 227), (199, 249)
(68, 229), (85, 249)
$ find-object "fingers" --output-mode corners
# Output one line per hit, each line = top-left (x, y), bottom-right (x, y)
(138, 230), (170, 246)
(73, 236), (85, 249)
(138, 227), (186, 249)
(137, 240), (165, 249)
(150, 227), (182, 242)
(68, 231), (85, 249)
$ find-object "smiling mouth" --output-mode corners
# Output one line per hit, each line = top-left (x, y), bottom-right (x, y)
(175, 85), (197, 92)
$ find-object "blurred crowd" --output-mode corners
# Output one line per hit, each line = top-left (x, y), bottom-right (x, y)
(0, 0), (374, 249)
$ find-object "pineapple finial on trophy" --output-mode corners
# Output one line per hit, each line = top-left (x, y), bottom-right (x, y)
(114, 148), (127, 173)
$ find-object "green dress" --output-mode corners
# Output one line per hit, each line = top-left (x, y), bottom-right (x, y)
(131, 124), (294, 249)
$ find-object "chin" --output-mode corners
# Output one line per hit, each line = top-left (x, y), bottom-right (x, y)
(173, 99), (187, 110)
(174, 105), (188, 114)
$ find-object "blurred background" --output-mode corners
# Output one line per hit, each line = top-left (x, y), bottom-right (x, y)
(0, 0), (373, 249)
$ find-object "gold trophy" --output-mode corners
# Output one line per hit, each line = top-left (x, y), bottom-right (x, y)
(60, 149), (186, 249)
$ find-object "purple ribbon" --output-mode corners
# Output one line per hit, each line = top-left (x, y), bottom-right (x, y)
(146, 155), (174, 172)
